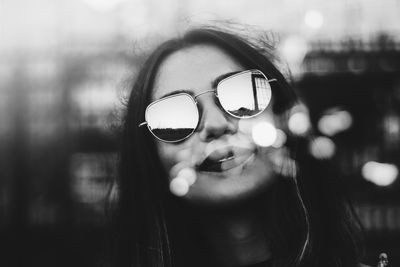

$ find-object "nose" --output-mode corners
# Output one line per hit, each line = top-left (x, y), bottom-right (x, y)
(197, 97), (237, 142)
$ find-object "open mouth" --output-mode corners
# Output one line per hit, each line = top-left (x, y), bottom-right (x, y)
(196, 146), (255, 173)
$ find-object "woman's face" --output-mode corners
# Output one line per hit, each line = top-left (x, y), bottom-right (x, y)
(152, 44), (283, 206)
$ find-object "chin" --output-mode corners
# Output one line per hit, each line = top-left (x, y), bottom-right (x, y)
(183, 156), (277, 208)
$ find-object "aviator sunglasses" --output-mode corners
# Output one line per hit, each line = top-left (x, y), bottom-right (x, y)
(139, 69), (276, 143)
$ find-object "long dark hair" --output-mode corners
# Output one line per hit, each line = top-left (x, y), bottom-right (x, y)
(111, 27), (363, 267)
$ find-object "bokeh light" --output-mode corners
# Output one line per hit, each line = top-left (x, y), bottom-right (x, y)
(169, 177), (189, 197)
(252, 121), (277, 147)
(309, 136), (336, 160)
(362, 161), (398, 187)
(288, 111), (311, 136)
(272, 129), (287, 148)
(318, 108), (353, 136)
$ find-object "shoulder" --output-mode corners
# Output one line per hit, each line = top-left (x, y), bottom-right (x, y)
(359, 263), (372, 267)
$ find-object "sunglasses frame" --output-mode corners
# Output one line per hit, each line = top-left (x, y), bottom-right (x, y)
(139, 69), (277, 143)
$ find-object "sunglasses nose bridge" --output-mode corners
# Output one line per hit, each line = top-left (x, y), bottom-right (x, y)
(193, 89), (215, 101)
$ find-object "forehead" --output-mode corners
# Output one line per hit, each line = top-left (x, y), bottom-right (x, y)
(152, 44), (244, 100)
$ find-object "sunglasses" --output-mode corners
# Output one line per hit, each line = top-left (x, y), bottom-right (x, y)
(139, 69), (276, 143)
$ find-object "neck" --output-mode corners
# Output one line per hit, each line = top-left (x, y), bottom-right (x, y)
(198, 204), (271, 267)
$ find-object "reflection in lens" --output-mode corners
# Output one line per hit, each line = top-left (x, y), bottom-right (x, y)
(217, 70), (272, 118)
(146, 94), (198, 142)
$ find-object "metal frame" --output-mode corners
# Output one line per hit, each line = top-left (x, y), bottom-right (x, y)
(138, 69), (277, 143)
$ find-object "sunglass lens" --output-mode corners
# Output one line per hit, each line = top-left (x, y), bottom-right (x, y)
(146, 94), (198, 142)
(217, 70), (272, 118)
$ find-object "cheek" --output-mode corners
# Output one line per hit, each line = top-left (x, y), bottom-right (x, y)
(156, 139), (200, 180)
(157, 144), (180, 174)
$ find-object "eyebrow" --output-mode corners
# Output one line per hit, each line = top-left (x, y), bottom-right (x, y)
(158, 70), (242, 99)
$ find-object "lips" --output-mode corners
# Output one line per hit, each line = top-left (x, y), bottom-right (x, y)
(196, 146), (255, 173)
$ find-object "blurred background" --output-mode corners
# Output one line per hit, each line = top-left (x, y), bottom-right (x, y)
(1, 0), (400, 266)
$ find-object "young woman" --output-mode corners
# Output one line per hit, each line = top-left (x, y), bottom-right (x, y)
(111, 27), (368, 267)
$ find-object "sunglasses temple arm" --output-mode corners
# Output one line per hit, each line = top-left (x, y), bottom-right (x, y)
(268, 78), (277, 82)
(138, 122), (147, 128)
